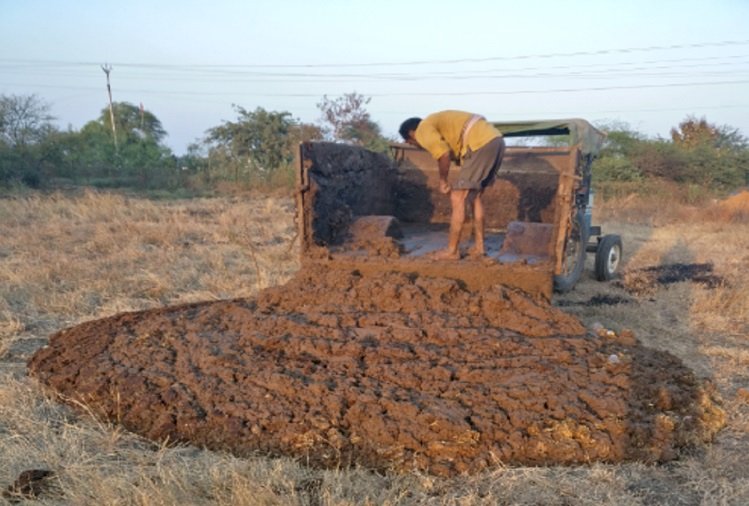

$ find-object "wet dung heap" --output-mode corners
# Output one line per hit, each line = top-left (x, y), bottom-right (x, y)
(28, 266), (724, 476)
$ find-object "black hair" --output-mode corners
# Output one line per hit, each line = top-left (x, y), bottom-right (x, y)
(399, 117), (422, 140)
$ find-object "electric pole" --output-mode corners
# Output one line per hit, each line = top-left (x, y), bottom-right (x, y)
(101, 63), (119, 152)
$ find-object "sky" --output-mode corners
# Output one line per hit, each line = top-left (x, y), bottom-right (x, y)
(1, 0), (748, 154)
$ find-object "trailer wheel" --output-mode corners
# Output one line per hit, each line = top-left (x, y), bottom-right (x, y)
(554, 209), (589, 293)
(595, 234), (623, 281)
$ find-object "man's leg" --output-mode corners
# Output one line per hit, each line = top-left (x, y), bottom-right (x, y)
(454, 136), (504, 258)
(469, 189), (486, 257)
(433, 188), (468, 259)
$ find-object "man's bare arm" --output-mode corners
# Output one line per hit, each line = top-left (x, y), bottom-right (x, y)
(437, 153), (450, 181)
(437, 153), (451, 193)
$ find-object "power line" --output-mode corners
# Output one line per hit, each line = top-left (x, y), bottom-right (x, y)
(3, 78), (747, 98)
(1, 39), (748, 69)
(8, 66), (749, 84)
(425, 54), (749, 76)
(375, 79), (749, 97)
(13, 53), (749, 75)
(3, 57), (749, 84)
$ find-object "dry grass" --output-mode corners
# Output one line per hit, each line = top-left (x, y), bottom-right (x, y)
(1, 189), (749, 505)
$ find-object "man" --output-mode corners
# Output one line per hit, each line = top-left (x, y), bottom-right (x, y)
(399, 111), (505, 260)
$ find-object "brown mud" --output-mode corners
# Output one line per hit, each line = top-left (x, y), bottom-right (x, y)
(28, 265), (725, 476)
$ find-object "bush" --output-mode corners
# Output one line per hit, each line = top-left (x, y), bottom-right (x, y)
(595, 119), (749, 192)
(629, 140), (689, 182)
(592, 156), (643, 181)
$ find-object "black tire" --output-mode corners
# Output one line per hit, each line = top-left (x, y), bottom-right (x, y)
(595, 234), (623, 281)
(554, 209), (589, 293)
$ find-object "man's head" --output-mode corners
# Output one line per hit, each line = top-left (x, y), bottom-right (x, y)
(399, 117), (422, 146)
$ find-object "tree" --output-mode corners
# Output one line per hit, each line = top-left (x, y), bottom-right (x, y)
(317, 92), (389, 152)
(714, 124), (748, 152)
(207, 106), (295, 173)
(671, 116), (719, 149)
(288, 121), (324, 148)
(98, 101), (167, 144)
(72, 102), (173, 186)
(670, 115), (747, 152)
(201, 106), (325, 188)
(670, 116), (749, 188)
(0, 94), (58, 186)
(591, 122), (646, 182)
(0, 94), (55, 148)
(205, 106), (320, 184)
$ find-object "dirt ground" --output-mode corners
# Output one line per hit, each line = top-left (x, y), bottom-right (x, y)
(28, 263), (724, 477)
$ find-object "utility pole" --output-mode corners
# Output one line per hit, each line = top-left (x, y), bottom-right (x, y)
(101, 64), (118, 152)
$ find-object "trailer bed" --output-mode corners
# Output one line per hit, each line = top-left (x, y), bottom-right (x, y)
(296, 141), (580, 300)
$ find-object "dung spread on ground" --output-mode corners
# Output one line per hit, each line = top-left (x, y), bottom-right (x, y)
(28, 266), (725, 476)
(27, 143), (725, 476)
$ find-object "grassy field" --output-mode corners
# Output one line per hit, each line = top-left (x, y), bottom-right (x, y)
(1, 189), (748, 505)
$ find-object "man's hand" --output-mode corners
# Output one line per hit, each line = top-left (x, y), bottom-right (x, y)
(439, 179), (451, 194)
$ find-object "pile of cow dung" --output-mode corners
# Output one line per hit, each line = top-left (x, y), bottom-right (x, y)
(28, 265), (725, 476)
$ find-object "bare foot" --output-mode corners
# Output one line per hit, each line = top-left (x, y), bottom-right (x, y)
(467, 246), (486, 259)
(428, 249), (461, 260)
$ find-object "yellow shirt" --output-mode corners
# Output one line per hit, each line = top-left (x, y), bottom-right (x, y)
(414, 110), (502, 161)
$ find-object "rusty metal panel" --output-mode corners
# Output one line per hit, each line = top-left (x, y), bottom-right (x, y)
(295, 143), (313, 252)
(498, 221), (555, 262)
(550, 149), (581, 275)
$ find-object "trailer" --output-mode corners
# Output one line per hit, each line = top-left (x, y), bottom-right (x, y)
(296, 119), (621, 300)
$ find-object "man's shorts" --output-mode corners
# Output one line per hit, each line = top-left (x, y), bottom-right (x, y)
(453, 136), (506, 190)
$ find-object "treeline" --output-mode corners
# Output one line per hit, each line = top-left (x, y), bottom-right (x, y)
(0, 92), (387, 192)
(593, 117), (749, 191)
(1, 92), (748, 195)
(0, 95), (177, 189)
